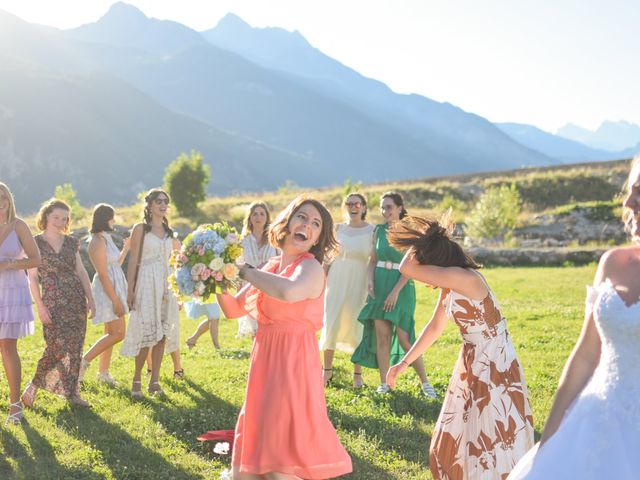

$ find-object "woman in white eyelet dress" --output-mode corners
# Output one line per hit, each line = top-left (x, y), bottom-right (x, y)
(121, 232), (180, 357)
(509, 156), (640, 480)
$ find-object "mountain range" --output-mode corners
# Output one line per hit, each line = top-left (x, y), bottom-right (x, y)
(0, 2), (634, 212)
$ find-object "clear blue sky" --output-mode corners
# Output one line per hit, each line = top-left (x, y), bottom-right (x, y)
(1, 0), (638, 132)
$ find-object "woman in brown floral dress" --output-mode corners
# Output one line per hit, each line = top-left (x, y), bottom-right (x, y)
(23, 199), (95, 407)
(387, 216), (534, 480)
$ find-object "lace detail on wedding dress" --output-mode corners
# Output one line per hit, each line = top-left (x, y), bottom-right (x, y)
(586, 280), (640, 426)
(508, 281), (640, 479)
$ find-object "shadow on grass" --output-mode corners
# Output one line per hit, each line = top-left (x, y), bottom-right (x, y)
(1, 420), (104, 480)
(54, 408), (196, 479)
(128, 376), (241, 460)
(345, 450), (398, 480)
(326, 387), (442, 470)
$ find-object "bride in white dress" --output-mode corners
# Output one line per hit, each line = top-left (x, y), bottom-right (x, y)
(509, 156), (640, 480)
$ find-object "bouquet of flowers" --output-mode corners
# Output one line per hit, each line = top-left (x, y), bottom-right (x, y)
(170, 222), (244, 301)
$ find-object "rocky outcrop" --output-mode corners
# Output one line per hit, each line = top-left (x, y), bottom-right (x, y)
(468, 247), (606, 267)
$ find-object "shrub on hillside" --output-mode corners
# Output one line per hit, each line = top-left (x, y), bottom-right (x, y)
(54, 183), (86, 222)
(466, 183), (521, 244)
(163, 150), (210, 217)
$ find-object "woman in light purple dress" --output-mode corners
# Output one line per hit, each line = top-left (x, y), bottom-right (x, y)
(0, 182), (40, 424)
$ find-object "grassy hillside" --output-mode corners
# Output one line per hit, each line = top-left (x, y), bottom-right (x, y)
(0, 265), (595, 479)
(24, 158), (630, 234)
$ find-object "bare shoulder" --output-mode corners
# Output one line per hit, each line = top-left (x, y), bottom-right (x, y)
(14, 218), (30, 234)
(300, 257), (324, 276)
(596, 246), (639, 283)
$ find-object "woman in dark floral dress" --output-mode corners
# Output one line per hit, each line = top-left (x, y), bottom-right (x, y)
(23, 199), (95, 407)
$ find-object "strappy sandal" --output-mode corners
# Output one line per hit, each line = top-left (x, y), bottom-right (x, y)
(173, 369), (185, 379)
(131, 380), (143, 400)
(21, 382), (36, 408)
(5, 401), (23, 425)
(353, 372), (365, 388)
(186, 338), (197, 350)
(148, 382), (165, 397)
(323, 368), (333, 387)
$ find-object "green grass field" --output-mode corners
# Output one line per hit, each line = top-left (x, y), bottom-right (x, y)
(0, 266), (595, 479)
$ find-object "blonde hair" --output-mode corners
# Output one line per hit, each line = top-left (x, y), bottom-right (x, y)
(623, 155), (640, 235)
(36, 198), (71, 233)
(241, 201), (271, 244)
(0, 182), (17, 223)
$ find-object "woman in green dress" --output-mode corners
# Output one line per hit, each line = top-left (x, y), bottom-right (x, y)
(352, 192), (437, 397)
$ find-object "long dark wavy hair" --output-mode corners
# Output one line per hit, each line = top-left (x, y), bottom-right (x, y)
(142, 188), (173, 236)
(388, 215), (481, 269)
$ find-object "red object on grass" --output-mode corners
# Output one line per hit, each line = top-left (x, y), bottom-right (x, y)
(197, 429), (235, 443)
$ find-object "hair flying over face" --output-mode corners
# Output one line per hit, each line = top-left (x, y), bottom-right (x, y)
(268, 194), (339, 263)
(388, 212), (481, 269)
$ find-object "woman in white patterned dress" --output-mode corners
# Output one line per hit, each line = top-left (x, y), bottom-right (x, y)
(508, 156), (640, 480)
(387, 215), (533, 479)
(320, 193), (374, 387)
(79, 204), (129, 386)
(122, 189), (180, 398)
(236, 202), (277, 338)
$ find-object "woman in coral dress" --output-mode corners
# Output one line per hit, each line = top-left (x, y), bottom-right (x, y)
(386, 216), (534, 479)
(217, 195), (352, 479)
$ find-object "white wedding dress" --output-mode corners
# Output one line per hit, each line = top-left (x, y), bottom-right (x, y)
(509, 279), (640, 479)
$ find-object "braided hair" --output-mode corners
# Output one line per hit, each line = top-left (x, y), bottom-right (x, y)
(142, 188), (174, 237)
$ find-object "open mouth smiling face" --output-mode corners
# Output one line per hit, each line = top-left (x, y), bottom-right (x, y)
(287, 203), (322, 250)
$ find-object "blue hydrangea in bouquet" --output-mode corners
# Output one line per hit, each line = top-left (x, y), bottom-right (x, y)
(170, 222), (244, 301)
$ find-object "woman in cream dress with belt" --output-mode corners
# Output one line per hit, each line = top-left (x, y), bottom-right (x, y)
(320, 193), (374, 387)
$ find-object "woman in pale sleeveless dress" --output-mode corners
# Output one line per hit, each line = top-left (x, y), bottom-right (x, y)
(387, 216), (534, 479)
(122, 189), (180, 398)
(0, 182), (40, 424)
(508, 156), (640, 480)
(79, 204), (129, 386)
(320, 193), (374, 387)
(236, 202), (277, 338)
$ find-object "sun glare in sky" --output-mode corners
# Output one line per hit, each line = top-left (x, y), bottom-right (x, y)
(1, 0), (638, 132)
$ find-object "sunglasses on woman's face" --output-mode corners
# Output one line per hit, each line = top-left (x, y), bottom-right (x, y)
(346, 201), (362, 208)
(154, 198), (170, 205)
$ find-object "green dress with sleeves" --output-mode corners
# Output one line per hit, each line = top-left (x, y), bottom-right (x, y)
(351, 223), (417, 368)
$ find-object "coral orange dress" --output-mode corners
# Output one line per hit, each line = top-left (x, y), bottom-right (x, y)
(233, 253), (352, 479)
